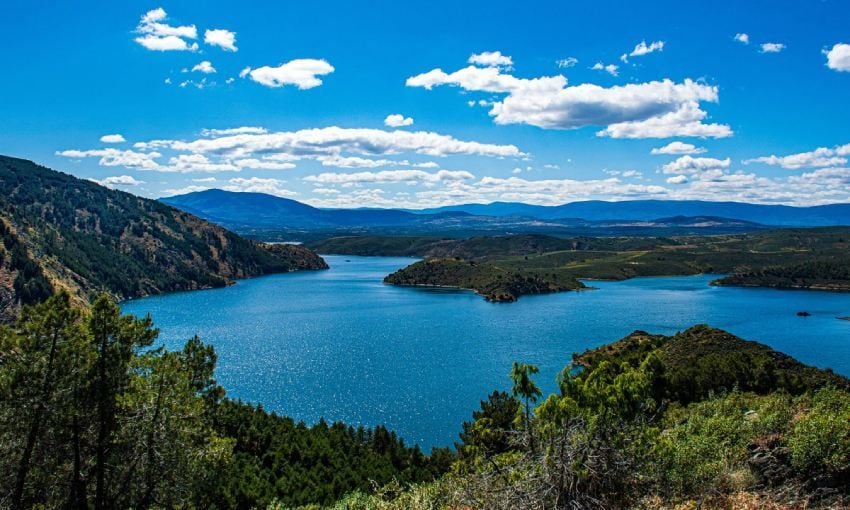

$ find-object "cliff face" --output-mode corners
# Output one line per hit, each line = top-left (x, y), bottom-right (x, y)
(0, 155), (327, 320)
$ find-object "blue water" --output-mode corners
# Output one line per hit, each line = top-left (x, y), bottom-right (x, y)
(122, 255), (850, 450)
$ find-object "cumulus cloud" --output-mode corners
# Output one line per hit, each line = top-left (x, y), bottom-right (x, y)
(666, 175), (688, 184)
(760, 43), (785, 53)
(384, 114), (414, 127)
(825, 43), (850, 72)
(556, 57), (578, 68)
(734, 33), (750, 45)
(406, 58), (731, 138)
(303, 169), (475, 185)
(192, 61), (216, 74)
(744, 143), (850, 169)
(134, 7), (198, 52)
(468, 51), (513, 68)
(662, 155), (731, 175)
(591, 62), (619, 76)
(243, 59), (334, 89)
(57, 149), (163, 171)
(100, 134), (126, 144)
(651, 141), (706, 155)
(204, 28), (237, 51)
(92, 175), (145, 188)
(621, 40), (664, 62)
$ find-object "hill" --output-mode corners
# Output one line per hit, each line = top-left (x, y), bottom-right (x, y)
(415, 199), (850, 226)
(161, 190), (771, 239)
(0, 156), (327, 320)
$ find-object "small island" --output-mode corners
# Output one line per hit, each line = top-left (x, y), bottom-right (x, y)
(384, 258), (583, 302)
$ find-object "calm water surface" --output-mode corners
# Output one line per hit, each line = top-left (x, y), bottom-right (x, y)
(122, 255), (850, 450)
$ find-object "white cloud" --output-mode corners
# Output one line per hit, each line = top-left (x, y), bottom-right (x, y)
(468, 51), (513, 68)
(204, 28), (237, 52)
(57, 149), (163, 171)
(825, 43), (850, 72)
(591, 62), (619, 76)
(192, 177), (217, 183)
(244, 59), (334, 89)
(651, 141), (707, 155)
(192, 61), (216, 74)
(760, 43), (785, 53)
(168, 154), (238, 172)
(224, 177), (298, 197)
(92, 175), (145, 188)
(623, 40), (665, 62)
(138, 126), (524, 159)
(556, 57), (578, 68)
(734, 33), (750, 45)
(233, 158), (297, 170)
(304, 169), (474, 185)
(744, 144), (849, 169)
(134, 7), (198, 52)
(406, 60), (731, 138)
(384, 114), (414, 127)
(201, 126), (268, 137)
(100, 134), (126, 144)
(666, 175), (688, 184)
(662, 155), (731, 175)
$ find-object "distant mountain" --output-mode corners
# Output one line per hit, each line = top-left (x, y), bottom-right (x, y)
(0, 156), (327, 321)
(161, 189), (419, 229)
(415, 200), (850, 226)
(161, 190), (771, 239)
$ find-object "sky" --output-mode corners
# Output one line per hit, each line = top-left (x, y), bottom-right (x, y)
(2, 0), (850, 208)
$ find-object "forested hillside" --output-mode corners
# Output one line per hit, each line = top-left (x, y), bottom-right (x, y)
(0, 156), (327, 320)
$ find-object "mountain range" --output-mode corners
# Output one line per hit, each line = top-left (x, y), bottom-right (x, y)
(0, 156), (326, 321)
(161, 189), (850, 239)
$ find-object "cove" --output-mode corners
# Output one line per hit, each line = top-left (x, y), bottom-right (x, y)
(121, 255), (850, 450)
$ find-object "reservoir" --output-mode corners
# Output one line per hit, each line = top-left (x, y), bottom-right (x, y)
(122, 255), (850, 450)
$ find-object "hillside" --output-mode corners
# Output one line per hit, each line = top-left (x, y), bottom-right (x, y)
(713, 257), (850, 291)
(0, 156), (327, 320)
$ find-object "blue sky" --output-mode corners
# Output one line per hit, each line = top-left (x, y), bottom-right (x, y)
(2, 0), (849, 207)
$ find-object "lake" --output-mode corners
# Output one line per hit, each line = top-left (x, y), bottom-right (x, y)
(122, 255), (850, 450)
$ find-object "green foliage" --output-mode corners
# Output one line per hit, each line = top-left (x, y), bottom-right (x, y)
(0, 293), (230, 508)
(655, 392), (793, 496)
(788, 387), (850, 474)
(457, 391), (520, 460)
(207, 400), (451, 509)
